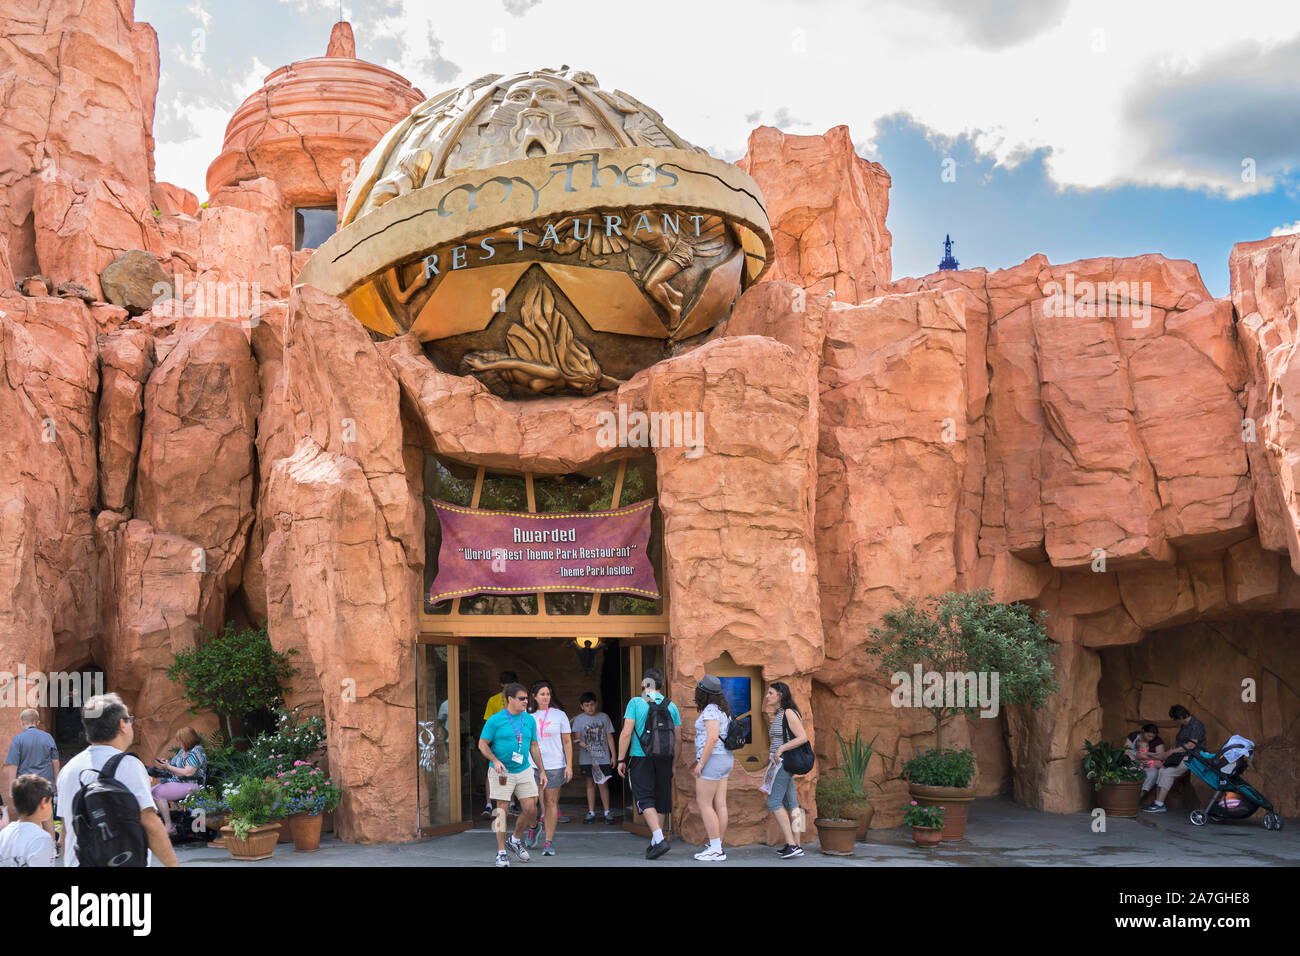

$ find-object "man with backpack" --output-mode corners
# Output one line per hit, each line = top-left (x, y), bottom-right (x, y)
(54, 693), (178, 867)
(616, 668), (680, 859)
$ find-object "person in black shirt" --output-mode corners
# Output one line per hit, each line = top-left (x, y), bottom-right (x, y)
(1142, 705), (1207, 813)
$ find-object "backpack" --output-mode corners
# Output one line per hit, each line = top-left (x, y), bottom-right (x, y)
(639, 696), (677, 757)
(722, 714), (750, 751)
(70, 752), (149, 867)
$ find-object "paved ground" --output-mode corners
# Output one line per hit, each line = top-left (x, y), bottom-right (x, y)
(176, 796), (1298, 867)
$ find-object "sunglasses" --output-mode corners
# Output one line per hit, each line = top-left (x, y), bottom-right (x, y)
(124, 715), (135, 723)
(513, 696), (528, 702)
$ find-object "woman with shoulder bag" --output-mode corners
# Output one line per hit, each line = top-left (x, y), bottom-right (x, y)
(764, 682), (810, 859)
(691, 674), (733, 862)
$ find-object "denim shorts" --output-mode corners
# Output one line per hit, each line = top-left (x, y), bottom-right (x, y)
(698, 751), (734, 781)
(765, 765), (799, 812)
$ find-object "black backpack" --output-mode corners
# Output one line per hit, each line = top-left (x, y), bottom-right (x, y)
(722, 714), (750, 751)
(71, 752), (149, 867)
(639, 696), (677, 757)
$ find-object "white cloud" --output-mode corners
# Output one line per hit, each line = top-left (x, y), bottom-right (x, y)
(1272, 221), (1300, 236)
(145, 0), (1300, 200)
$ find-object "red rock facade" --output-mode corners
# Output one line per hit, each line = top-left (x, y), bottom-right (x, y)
(2, 4), (1297, 844)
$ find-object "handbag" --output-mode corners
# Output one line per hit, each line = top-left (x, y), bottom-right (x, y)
(779, 710), (814, 776)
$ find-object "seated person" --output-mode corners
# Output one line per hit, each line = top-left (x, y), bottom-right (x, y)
(1125, 722), (1165, 800)
(150, 726), (207, 836)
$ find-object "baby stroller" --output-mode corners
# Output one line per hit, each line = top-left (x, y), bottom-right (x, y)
(1183, 735), (1282, 831)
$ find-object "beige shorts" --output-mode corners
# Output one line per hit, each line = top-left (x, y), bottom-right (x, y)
(488, 767), (539, 802)
(1156, 760), (1190, 790)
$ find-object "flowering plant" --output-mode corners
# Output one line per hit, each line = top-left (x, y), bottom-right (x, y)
(180, 786), (228, 819)
(276, 761), (342, 815)
(247, 706), (326, 776)
(903, 800), (945, 829)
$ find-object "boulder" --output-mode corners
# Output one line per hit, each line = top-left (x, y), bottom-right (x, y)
(100, 249), (171, 315)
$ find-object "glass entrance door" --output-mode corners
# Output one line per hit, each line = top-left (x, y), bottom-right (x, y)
(416, 643), (470, 834)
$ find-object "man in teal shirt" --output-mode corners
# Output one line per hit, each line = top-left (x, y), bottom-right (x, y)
(616, 668), (680, 859)
(478, 683), (546, 867)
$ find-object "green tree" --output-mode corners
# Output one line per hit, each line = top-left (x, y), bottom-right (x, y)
(866, 588), (1057, 752)
(167, 622), (297, 738)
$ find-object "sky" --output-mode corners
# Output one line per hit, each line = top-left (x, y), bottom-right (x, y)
(137, 0), (1300, 296)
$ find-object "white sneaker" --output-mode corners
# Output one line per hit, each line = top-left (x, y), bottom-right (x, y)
(693, 848), (727, 861)
(506, 836), (531, 862)
(495, 850), (509, 867)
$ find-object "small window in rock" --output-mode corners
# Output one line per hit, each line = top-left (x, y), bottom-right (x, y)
(295, 206), (337, 250)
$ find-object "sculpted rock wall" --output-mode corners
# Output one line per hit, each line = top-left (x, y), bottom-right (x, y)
(740, 125), (892, 303)
(0, 0), (157, 276)
(262, 286), (421, 842)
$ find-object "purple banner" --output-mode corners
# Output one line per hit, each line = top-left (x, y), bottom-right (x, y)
(428, 499), (660, 604)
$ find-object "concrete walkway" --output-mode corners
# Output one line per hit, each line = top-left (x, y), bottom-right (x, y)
(177, 797), (1298, 867)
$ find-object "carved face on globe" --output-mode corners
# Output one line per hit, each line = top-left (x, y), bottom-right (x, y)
(494, 78), (570, 159)
(301, 68), (774, 400)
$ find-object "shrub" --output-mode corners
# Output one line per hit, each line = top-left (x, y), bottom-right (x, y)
(246, 706), (326, 776)
(815, 772), (868, 821)
(902, 748), (976, 788)
(835, 729), (878, 798)
(867, 588), (1057, 751)
(167, 622), (296, 738)
(1078, 739), (1146, 791)
(223, 775), (286, 839)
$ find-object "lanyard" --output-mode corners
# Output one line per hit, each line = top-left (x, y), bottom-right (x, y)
(506, 709), (526, 748)
(538, 707), (551, 739)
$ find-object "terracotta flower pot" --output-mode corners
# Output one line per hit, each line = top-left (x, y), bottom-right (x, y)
(813, 818), (857, 856)
(908, 784), (974, 841)
(277, 819), (295, 843)
(221, 822), (281, 861)
(1096, 780), (1142, 819)
(912, 825), (943, 848)
(208, 813), (229, 848)
(290, 812), (323, 852)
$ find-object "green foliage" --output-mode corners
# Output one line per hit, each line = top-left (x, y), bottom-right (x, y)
(1077, 739), (1146, 791)
(223, 775), (286, 839)
(167, 622), (296, 737)
(867, 588), (1058, 750)
(903, 801), (945, 829)
(815, 772), (869, 821)
(902, 748), (976, 788)
(835, 729), (878, 798)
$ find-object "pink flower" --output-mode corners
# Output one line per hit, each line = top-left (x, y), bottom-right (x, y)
(909, 800), (918, 806)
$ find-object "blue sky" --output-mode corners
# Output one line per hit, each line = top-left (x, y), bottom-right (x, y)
(137, 0), (1300, 297)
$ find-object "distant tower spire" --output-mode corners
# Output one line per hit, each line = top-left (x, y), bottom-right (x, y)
(938, 234), (960, 271)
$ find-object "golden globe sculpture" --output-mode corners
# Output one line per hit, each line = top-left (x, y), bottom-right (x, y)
(297, 66), (773, 398)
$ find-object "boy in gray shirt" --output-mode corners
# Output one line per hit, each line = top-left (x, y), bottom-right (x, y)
(571, 693), (616, 824)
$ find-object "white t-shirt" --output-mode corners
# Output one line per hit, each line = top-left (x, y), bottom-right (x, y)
(56, 745), (156, 867)
(531, 708), (571, 771)
(0, 820), (56, 867)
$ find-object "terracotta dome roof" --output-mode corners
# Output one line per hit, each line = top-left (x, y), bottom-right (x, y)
(205, 22), (424, 208)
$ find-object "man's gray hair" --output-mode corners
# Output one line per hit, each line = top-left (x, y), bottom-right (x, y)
(82, 692), (129, 743)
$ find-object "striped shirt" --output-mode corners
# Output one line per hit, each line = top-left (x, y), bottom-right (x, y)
(769, 710), (785, 754)
(167, 745), (207, 785)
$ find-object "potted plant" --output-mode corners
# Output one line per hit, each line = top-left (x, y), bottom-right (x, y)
(221, 775), (286, 861)
(835, 729), (880, 839)
(903, 800), (945, 848)
(902, 748), (975, 841)
(868, 588), (1058, 841)
(813, 773), (865, 856)
(1078, 739), (1146, 818)
(278, 761), (342, 852)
